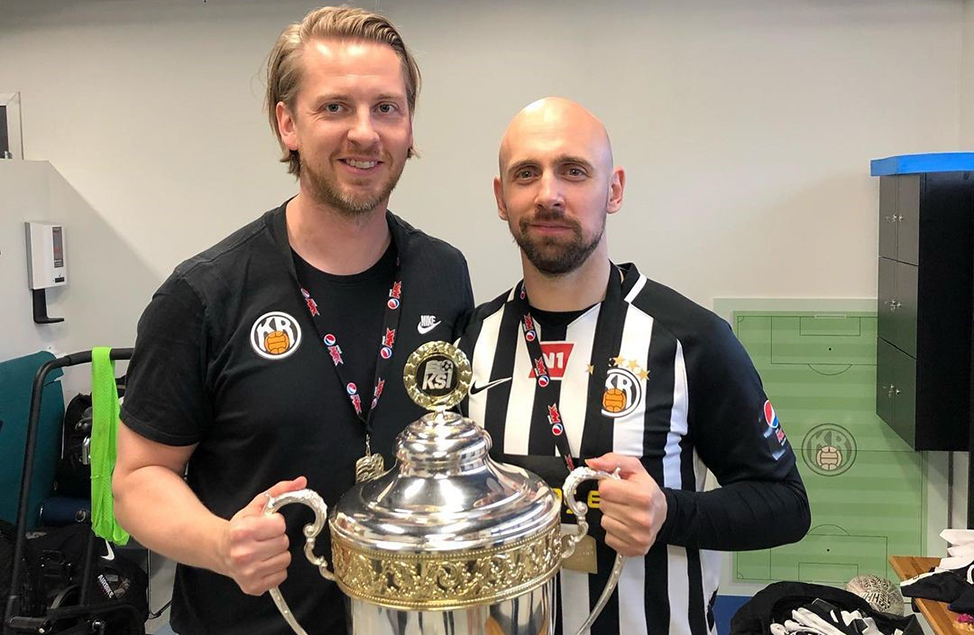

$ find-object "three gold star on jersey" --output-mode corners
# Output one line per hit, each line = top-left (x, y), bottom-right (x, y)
(587, 356), (650, 381)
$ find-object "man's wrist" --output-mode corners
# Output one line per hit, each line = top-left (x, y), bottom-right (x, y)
(654, 487), (677, 545)
(202, 515), (233, 577)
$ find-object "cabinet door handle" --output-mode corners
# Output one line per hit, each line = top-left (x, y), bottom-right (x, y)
(884, 216), (897, 223)
(896, 215), (904, 222)
(887, 384), (896, 398)
(888, 299), (901, 311)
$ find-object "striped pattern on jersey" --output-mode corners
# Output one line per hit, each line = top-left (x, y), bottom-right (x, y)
(465, 267), (720, 635)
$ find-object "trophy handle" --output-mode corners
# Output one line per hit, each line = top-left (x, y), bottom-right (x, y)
(561, 466), (627, 635)
(263, 488), (335, 635)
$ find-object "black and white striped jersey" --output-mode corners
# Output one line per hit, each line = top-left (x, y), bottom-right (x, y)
(459, 263), (809, 635)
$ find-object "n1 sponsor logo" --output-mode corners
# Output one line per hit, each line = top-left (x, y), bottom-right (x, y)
(528, 342), (574, 380)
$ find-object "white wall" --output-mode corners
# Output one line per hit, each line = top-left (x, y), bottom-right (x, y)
(0, 161), (152, 391)
(0, 0), (966, 311)
(1, 162), (64, 360)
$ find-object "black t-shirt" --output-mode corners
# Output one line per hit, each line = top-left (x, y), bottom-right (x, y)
(291, 242), (398, 415)
(529, 306), (591, 330)
(120, 204), (473, 635)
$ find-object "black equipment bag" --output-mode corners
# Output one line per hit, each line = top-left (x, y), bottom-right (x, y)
(3, 521), (147, 634)
(54, 394), (93, 499)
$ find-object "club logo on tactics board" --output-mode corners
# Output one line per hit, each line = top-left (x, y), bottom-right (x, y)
(251, 311), (302, 360)
(802, 423), (857, 477)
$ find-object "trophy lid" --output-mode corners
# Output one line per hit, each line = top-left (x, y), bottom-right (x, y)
(328, 342), (563, 611)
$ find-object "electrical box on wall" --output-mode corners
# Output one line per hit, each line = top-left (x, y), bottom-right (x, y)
(25, 222), (67, 289)
(25, 222), (66, 324)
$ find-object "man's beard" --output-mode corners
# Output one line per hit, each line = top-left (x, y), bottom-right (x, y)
(512, 210), (605, 276)
(303, 156), (405, 218)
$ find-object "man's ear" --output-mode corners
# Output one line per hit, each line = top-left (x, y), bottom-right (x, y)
(494, 176), (508, 221)
(607, 166), (625, 214)
(276, 102), (299, 151)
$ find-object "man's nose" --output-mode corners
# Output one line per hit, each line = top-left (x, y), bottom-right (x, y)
(347, 107), (380, 147)
(535, 171), (565, 211)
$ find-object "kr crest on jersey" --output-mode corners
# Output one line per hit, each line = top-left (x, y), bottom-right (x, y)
(250, 311), (302, 360)
(601, 356), (648, 418)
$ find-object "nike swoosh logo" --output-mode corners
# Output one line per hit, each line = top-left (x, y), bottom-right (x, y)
(417, 320), (442, 335)
(469, 377), (513, 394)
(102, 541), (115, 561)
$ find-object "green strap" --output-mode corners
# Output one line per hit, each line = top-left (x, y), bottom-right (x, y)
(90, 346), (129, 545)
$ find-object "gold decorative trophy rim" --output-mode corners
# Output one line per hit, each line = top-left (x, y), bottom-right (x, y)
(330, 522), (562, 610)
(402, 341), (473, 411)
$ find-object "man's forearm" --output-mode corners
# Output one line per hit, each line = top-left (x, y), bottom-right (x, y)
(656, 476), (810, 551)
(113, 465), (228, 575)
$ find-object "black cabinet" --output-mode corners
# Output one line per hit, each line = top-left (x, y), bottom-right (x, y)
(875, 171), (974, 451)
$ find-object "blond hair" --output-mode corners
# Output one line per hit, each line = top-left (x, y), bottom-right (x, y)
(266, 6), (421, 177)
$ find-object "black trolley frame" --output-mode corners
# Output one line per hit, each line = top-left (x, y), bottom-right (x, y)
(3, 348), (144, 635)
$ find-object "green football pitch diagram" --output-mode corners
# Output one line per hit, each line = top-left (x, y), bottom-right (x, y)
(731, 311), (926, 585)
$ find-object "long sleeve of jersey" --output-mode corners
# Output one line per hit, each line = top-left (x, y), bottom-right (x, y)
(657, 469), (809, 551)
(656, 316), (811, 551)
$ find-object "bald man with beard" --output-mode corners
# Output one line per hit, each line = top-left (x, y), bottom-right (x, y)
(461, 98), (810, 635)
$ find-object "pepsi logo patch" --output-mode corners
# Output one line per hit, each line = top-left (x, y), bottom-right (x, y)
(764, 400), (779, 429)
(347, 383), (358, 395)
(380, 346), (393, 359)
(761, 399), (788, 454)
(387, 298), (400, 310)
(324, 333), (337, 346)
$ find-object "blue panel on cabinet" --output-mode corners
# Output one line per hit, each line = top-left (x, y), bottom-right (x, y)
(871, 152), (974, 176)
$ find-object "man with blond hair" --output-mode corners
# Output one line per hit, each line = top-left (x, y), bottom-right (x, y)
(113, 7), (472, 633)
(462, 98), (809, 635)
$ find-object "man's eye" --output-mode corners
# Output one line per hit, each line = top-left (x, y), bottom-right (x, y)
(376, 103), (397, 114)
(516, 169), (535, 179)
(323, 103), (342, 113)
(566, 167), (586, 177)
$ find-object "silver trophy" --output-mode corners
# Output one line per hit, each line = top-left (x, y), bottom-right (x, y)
(264, 341), (625, 635)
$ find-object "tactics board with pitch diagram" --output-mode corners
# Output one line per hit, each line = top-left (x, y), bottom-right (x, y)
(730, 311), (926, 586)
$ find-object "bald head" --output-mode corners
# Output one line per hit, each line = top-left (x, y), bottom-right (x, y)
(498, 97), (613, 178)
(491, 97), (625, 280)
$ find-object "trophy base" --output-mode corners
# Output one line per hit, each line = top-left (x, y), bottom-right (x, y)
(345, 579), (554, 635)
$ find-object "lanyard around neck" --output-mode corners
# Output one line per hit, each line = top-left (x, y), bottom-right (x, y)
(511, 265), (628, 471)
(292, 251), (404, 436)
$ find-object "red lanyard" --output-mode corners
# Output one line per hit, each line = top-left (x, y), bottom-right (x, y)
(512, 266), (626, 472)
(293, 255), (403, 436)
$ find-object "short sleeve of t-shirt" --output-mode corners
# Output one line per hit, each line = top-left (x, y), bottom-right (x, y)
(120, 274), (211, 446)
